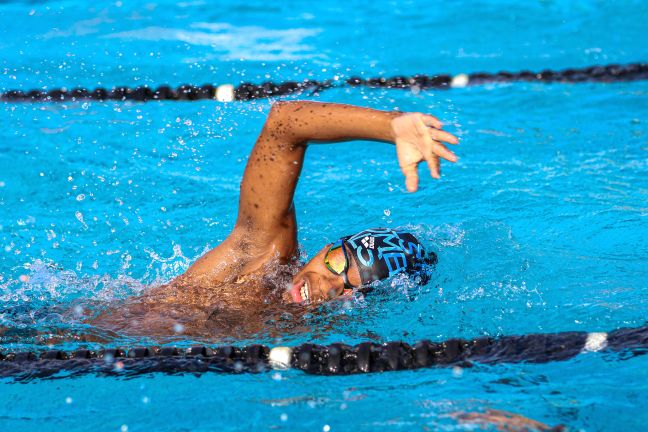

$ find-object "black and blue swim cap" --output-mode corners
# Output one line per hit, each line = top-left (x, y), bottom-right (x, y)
(340, 227), (436, 287)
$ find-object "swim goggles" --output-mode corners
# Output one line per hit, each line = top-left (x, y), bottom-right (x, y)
(324, 239), (354, 289)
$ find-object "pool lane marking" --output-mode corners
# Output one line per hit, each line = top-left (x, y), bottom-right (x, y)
(450, 73), (469, 88)
(269, 346), (293, 369)
(216, 84), (235, 102)
(583, 332), (608, 352)
(268, 332), (611, 370)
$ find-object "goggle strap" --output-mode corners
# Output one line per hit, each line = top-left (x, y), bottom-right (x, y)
(325, 239), (355, 290)
(339, 240), (355, 289)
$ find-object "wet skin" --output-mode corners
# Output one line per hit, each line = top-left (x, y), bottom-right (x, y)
(289, 243), (362, 304)
(89, 101), (459, 340)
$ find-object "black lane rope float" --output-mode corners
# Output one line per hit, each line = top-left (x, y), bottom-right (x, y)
(1, 63), (646, 104)
(1, 324), (646, 380)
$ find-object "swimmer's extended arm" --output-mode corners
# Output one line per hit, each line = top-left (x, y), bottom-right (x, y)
(185, 101), (457, 277)
(237, 101), (458, 242)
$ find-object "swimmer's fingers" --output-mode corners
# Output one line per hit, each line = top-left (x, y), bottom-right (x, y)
(414, 116), (437, 152)
(430, 141), (458, 163)
(415, 118), (457, 163)
(429, 128), (459, 145)
(426, 155), (441, 179)
(401, 163), (420, 192)
(421, 114), (443, 129)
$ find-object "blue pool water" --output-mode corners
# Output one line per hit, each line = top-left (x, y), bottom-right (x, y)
(1, 0), (647, 430)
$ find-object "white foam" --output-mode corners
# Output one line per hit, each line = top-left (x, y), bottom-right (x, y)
(269, 346), (293, 369)
(583, 332), (608, 352)
(450, 73), (469, 88)
(216, 84), (235, 102)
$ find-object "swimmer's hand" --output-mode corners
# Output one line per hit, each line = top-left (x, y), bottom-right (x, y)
(391, 113), (459, 191)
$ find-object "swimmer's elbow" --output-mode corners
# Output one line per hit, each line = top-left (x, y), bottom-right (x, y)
(267, 100), (291, 123)
(265, 101), (306, 143)
(268, 100), (300, 117)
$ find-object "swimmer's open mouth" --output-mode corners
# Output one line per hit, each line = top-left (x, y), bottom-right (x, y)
(290, 279), (311, 304)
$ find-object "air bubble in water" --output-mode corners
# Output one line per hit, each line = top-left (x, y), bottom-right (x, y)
(75, 211), (88, 229)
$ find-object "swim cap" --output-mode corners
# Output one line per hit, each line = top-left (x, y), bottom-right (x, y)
(340, 227), (436, 287)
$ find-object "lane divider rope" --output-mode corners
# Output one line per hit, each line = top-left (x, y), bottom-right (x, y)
(1, 63), (646, 103)
(0, 324), (645, 380)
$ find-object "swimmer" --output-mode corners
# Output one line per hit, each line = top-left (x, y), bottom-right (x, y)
(449, 409), (566, 431)
(90, 101), (459, 339)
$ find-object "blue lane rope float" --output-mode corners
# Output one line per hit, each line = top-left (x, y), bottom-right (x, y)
(1, 63), (646, 103)
(0, 324), (646, 380)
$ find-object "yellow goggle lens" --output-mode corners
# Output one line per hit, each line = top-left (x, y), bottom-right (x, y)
(324, 244), (347, 275)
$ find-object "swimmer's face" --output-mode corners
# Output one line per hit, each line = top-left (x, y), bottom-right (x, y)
(288, 243), (361, 305)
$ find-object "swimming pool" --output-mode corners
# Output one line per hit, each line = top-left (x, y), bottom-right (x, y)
(1, 0), (647, 430)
